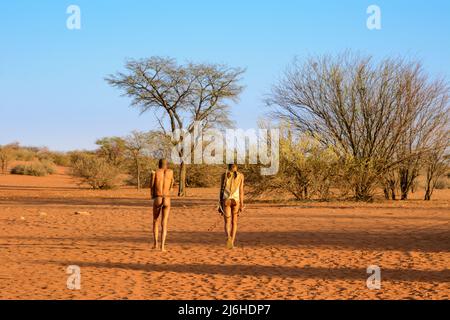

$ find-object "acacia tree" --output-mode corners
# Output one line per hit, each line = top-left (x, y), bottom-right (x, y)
(268, 53), (449, 200)
(106, 57), (244, 196)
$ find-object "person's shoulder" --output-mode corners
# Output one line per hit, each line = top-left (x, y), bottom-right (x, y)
(237, 172), (244, 179)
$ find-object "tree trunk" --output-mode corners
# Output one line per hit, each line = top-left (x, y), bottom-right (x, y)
(399, 170), (409, 200)
(399, 168), (419, 201)
(383, 188), (389, 200)
(390, 187), (396, 201)
(136, 157), (141, 191)
(424, 176), (433, 201)
(384, 179), (396, 200)
(178, 161), (187, 197)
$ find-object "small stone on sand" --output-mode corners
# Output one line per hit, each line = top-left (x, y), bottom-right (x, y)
(74, 211), (91, 216)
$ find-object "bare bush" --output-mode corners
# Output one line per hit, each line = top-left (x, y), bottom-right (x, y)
(268, 53), (450, 200)
(424, 146), (449, 200)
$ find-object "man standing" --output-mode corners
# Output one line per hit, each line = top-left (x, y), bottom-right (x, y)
(219, 164), (245, 249)
(150, 159), (174, 252)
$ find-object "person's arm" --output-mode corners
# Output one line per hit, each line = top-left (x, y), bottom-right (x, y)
(219, 174), (224, 201)
(239, 174), (244, 212)
(149, 170), (156, 198)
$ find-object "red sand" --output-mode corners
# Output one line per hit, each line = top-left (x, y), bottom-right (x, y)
(0, 169), (449, 299)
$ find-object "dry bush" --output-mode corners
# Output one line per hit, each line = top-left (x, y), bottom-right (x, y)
(434, 178), (448, 190)
(11, 161), (55, 177)
(186, 164), (224, 188)
(248, 132), (339, 201)
(14, 148), (36, 161)
(0, 146), (14, 174)
(126, 158), (158, 188)
(95, 137), (127, 168)
(50, 152), (71, 167)
(424, 151), (449, 200)
(71, 154), (121, 190)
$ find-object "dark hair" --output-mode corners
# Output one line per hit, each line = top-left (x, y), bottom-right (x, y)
(228, 163), (237, 170)
(159, 159), (167, 169)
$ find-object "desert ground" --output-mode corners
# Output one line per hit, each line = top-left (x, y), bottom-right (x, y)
(0, 167), (448, 300)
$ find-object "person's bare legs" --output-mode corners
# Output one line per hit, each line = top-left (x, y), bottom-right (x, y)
(152, 197), (163, 250)
(160, 197), (171, 252)
(230, 209), (239, 248)
(223, 200), (233, 248)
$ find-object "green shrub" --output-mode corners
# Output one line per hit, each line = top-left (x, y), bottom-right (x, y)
(71, 154), (121, 189)
(11, 161), (55, 176)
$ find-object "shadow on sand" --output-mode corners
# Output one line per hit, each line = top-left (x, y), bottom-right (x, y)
(46, 260), (450, 283)
(2, 229), (449, 252)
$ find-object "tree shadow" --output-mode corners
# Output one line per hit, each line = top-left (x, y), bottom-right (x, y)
(0, 185), (87, 191)
(46, 260), (450, 283)
(3, 229), (448, 252)
(0, 196), (214, 208)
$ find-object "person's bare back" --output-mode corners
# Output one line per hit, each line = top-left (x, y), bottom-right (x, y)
(150, 159), (174, 252)
(151, 168), (174, 199)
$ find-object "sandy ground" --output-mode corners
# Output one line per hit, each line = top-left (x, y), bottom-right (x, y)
(0, 168), (449, 300)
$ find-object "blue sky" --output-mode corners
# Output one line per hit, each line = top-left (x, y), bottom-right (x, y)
(1, 0), (449, 150)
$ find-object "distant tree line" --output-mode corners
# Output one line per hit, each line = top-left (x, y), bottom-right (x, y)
(1, 52), (448, 200)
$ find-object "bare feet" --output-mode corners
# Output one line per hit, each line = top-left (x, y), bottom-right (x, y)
(226, 238), (233, 249)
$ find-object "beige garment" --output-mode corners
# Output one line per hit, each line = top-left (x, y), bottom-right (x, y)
(222, 172), (243, 202)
